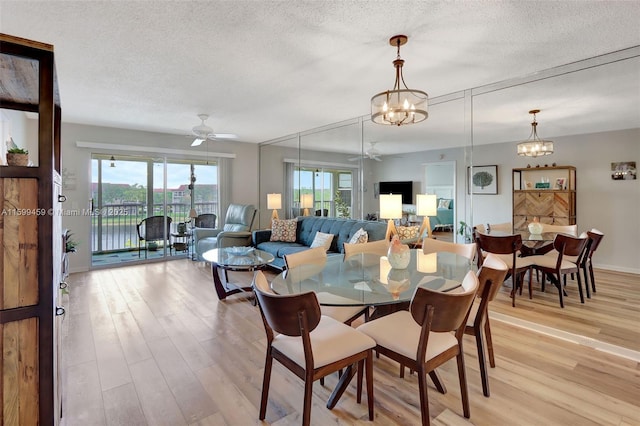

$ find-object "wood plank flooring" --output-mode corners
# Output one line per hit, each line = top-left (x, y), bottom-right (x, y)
(62, 256), (640, 426)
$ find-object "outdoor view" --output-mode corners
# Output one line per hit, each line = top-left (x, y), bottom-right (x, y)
(294, 167), (352, 218)
(91, 154), (218, 265)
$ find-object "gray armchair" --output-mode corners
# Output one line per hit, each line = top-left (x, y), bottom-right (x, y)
(194, 204), (257, 261)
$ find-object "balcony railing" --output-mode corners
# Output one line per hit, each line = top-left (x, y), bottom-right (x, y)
(92, 202), (217, 253)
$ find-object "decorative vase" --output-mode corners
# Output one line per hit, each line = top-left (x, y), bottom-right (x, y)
(387, 236), (410, 269)
(6, 153), (28, 166)
(528, 217), (543, 235)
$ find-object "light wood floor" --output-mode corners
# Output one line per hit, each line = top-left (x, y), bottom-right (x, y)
(62, 256), (640, 425)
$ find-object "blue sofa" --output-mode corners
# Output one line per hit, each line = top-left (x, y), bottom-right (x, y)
(252, 216), (387, 269)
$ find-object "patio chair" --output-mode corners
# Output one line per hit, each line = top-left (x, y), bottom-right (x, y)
(136, 215), (172, 258)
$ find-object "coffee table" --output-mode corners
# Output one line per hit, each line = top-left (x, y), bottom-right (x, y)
(202, 247), (275, 300)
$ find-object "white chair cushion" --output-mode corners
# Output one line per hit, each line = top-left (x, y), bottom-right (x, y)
(316, 292), (366, 323)
(272, 315), (375, 369)
(528, 255), (577, 271)
(357, 311), (457, 362)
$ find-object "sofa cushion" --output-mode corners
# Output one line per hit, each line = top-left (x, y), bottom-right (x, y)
(397, 225), (419, 240)
(310, 231), (334, 251)
(270, 218), (297, 242)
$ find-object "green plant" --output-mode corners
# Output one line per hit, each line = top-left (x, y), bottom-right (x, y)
(458, 221), (472, 242)
(334, 190), (350, 218)
(65, 232), (79, 253)
(7, 147), (28, 154)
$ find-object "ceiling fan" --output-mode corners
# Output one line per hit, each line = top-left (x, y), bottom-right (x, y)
(190, 114), (238, 146)
(349, 142), (382, 162)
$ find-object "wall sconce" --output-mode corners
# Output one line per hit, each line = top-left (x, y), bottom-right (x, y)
(379, 193), (402, 240)
(416, 194), (438, 241)
(267, 193), (282, 220)
(300, 193), (314, 216)
(109, 156), (116, 167)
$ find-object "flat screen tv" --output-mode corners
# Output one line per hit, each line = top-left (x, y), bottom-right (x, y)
(379, 181), (413, 204)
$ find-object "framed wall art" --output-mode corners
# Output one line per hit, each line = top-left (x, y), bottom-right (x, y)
(468, 165), (498, 194)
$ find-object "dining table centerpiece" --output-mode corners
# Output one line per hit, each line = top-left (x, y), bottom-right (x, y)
(387, 235), (410, 269)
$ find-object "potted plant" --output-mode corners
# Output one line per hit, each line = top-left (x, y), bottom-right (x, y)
(458, 221), (473, 243)
(6, 147), (29, 166)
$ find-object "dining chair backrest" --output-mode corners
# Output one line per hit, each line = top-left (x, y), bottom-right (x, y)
(586, 230), (604, 258)
(488, 222), (512, 232)
(422, 238), (477, 261)
(253, 270), (273, 294)
(477, 253), (509, 302)
(553, 233), (588, 259)
(254, 284), (322, 337)
(475, 232), (522, 257)
(409, 270), (478, 333)
(542, 223), (578, 237)
(343, 239), (389, 259)
(284, 247), (327, 269)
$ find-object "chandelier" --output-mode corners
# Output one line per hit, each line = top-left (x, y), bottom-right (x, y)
(371, 35), (428, 126)
(517, 109), (554, 157)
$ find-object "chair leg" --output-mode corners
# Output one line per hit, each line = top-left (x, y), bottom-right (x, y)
(366, 351), (374, 420)
(457, 349), (471, 419)
(528, 268), (533, 299)
(556, 274), (564, 308)
(417, 367), (431, 426)
(582, 263), (591, 299)
(589, 263), (597, 293)
(429, 370), (447, 394)
(575, 269), (585, 303)
(259, 352), (273, 420)
(302, 372), (314, 426)
(485, 319), (496, 368)
(399, 364), (405, 378)
(475, 326), (490, 397)
(356, 359), (363, 403)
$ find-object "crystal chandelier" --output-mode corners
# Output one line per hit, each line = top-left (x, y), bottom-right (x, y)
(371, 35), (428, 126)
(517, 109), (554, 157)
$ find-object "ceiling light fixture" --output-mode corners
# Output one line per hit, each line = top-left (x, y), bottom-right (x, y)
(371, 35), (428, 126)
(517, 109), (554, 157)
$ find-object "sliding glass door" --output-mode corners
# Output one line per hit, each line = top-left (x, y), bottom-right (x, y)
(91, 154), (218, 266)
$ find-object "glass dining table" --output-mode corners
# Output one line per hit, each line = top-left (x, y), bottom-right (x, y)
(480, 229), (557, 255)
(271, 249), (474, 318)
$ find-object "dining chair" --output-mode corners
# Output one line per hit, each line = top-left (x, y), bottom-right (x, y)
(527, 234), (589, 307)
(284, 247), (369, 325)
(475, 232), (533, 307)
(422, 238), (476, 261)
(343, 239), (389, 259)
(540, 223), (578, 237)
(356, 271), (479, 425)
(253, 271), (375, 425)
(463, 253), (508, 397)
(583, 229), (604, 294)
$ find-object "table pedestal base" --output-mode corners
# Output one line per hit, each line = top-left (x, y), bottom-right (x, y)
(211, 264), (255, 301)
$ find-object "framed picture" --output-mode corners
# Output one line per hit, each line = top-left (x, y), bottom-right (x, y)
(555, 178), (566, 190)
(611, 161), (637, 180)
(468, 165), (498, 194)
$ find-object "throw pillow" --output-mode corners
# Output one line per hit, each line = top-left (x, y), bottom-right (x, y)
(438, 199), (451, 209)
(310, 231), (334, 251)
(348, 227), (369, 244)
(396, 225), (419, 240)
(270, 219), (297, 242)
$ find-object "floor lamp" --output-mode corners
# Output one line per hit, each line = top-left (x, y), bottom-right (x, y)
(301, 193), (314, 216)
(267, 193), (282, 221)
(416, 194), (438, 241)
(380, 194), (402, 241)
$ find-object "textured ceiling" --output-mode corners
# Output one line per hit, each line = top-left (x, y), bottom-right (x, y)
(1, 1), (639, 154)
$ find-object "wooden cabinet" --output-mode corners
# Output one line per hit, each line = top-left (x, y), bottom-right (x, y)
(1, 34), (63, 425)
(512, 166), (576, 231)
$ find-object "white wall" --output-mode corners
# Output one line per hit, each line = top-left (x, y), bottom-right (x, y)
(57, 122), (259, 273)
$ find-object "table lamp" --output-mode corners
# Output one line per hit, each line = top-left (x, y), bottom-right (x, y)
(267, 193), (282, 220)
(380, 193), (402, 241)
(189, 208), (198, 229)
(300, 193), (314, 216)
(416, 194), (438, 241)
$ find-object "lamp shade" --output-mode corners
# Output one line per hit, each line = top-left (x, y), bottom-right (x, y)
(300, 193), (314, 209)
(267, 193), (282, 210)
(416, 194), (437, 217)
(379, 194), (402, 219)
(189, 208), (198, 219)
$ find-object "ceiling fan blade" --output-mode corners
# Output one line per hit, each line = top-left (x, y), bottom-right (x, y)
(373, 156), (382, 161)
(348, 156), (362, 161)
(191, 138), (205, 147)
(212, 133), (239, 139)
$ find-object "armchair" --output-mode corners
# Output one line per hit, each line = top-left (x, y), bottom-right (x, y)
(194, 204), (256, 261)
